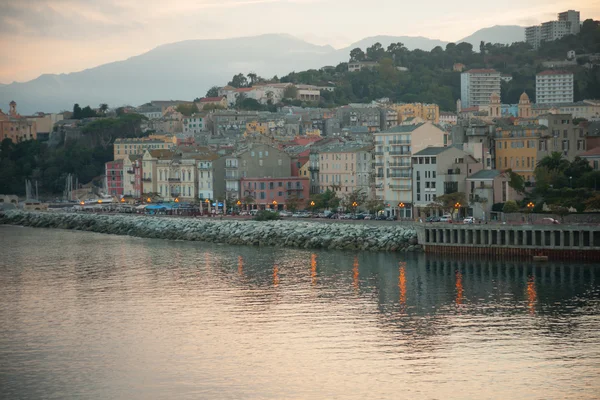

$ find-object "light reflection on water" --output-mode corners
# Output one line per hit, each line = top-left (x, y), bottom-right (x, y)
(0, 226), (599, 400)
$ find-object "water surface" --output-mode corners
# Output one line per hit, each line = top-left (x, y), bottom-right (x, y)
(1, 226), (599, 399)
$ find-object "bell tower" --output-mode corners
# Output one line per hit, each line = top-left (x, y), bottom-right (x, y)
(9, 101), (17, 116)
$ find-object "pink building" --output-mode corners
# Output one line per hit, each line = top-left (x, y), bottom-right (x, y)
(105, 160), (124, 197)
(240, 177), (310, 210)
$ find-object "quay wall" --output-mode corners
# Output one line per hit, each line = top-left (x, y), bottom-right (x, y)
(415, 224), (600, 261)
(0, 211), (420, 252)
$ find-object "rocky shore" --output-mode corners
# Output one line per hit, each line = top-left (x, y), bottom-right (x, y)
(0, 210), (421, 252)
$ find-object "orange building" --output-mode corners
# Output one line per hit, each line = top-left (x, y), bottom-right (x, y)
(0, 101), (37, 143)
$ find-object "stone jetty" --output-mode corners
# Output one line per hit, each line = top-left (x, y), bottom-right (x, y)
(0, 211), (420, 252)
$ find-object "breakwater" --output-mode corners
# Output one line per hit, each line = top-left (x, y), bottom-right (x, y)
(0, 211), (420, 252)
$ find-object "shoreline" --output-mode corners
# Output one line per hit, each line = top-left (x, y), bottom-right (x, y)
(0, 211), (420, 252)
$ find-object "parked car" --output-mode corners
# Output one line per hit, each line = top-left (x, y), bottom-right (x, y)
(363, 214), (373, 220)
(439, 215), (452, 222)
(279, 211), (292, 217)
(540, 217), (560, 224)
(463, 217), (475, 224)
(426, 216), (441, 223)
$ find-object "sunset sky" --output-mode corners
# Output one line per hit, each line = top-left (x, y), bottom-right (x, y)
(0, 0), (598, 83)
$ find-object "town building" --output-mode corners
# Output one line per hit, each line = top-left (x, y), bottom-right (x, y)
(530, 100), (600, 121)
(113, 137), (175, 160)
(537, 113), (588, 160)
(494, 125), (549, 182)
(374, 122), (449, 218)
(460, 69), (501, 108)
(25, 112), (63, 141)
(195, 97), (227, 111)
(336, 104), (381, 132)
(518, 92), (533, 118)
(466, 170), (517, 220)
(411, 146), (482, 217)
(536, 70), (574, 104)
(136, 104), (163, 120)
(296, 85), (321, 102)
(105, 160), (124, 198)
(0, 101), (37, 143)
(240, 177), (310, 210)
(439, 112), (458, 126)
(316, 144), (373, 197)
(392, 103), (440, 124)
(183, 114), (206, 134)
(580, 147), (600, 171)
(347, 61), (379, 72)
(123, 155), (142, 198)
(526, 10), (580, 48)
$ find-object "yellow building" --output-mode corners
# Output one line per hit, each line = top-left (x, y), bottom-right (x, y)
(245, 120), (269, 136)
(298, 161), (310, 179)
(113, 137), (175, 160)
(494, 125), (548, 182)
(392, 103), (440, 124)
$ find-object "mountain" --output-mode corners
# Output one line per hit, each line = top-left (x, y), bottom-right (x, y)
(0, 28), (527, 114)
(0, 34), (334, 114)
(458, 25), (525, 47)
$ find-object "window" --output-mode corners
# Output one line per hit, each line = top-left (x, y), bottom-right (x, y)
(259, 160), (263, 166)
(269, 182), (274, 189)
(260, 192), (265, 199)
(432, 171), (436, 178)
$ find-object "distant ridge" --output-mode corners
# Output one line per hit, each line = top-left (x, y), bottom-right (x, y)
(0, 27), (526, 113)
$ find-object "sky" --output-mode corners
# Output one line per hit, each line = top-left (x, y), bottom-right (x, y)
(0, 0), (598, 83)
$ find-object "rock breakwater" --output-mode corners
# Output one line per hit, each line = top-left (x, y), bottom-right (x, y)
(0, 211), (420, 252)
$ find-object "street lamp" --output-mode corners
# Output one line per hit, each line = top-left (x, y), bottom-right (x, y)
(147, 197), (152, 203)
(569, 176), (572, 188)
(527, 202), (535, 210)
(272, 200), (278, 210)
(120, 197), (125, 203)
(174, 197), (179, 203)
(398, 202), (405, 220)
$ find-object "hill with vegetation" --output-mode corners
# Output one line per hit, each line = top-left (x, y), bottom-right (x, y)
(226, 20), (599, 111)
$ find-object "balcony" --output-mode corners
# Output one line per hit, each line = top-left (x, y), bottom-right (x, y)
(389, 140), (410, 145)
(374, 162), (384, 167)
(374, 151), (384, 155)
(126, 169), (134, 174)
(142, 177), (151, 182)
(389, 151), (410, 156)
(168, 177), (181, 182)
(389, 184), (411, 190)
(308, 166), (320, 171)
(171, 192), (181, 198)
(389, 164), (411, 169)
(286, 186), (304, 191)
(225, 164), (238, 169)
(198, 165), (212, 170)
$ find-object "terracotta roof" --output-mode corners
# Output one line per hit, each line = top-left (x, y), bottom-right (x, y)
(199, 97), (224, 103)
(537, 70), (573, 76)
(580, 147), (600, 157)
(235, 88), (254, 93)
(464, 69), (498, 74)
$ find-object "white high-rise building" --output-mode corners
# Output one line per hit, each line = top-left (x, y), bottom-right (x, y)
(526, 10), (580, 48)
(460, 69), (501, 109)
(536, 70), (574, 104)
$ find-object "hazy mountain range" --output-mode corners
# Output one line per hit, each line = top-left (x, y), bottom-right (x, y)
(0, 26), (525, 114)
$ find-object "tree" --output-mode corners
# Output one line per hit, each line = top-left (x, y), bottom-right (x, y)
(72, 104), (82, 119)
(99, 103), (109, 116)
(247, 72), (258, 86)
(341, 189), (368, 210)
(366, 42), (385, 61)
(175, 103), (198, 116)
(286, 195), (302, 212)
(433, 192), (467, 214)
(365, 198), (385, 214)
(283, 85), (298, 100)
(537, 152), (569, 172)
(584, 194), (600, 211)
(502, 200), (519, 213)
(480, 41), (486, 54)
(205, 86), (220, 97)
(506, 169), (526, 194)
(228, 73), (248, 88)
(349, 48), (366, 62)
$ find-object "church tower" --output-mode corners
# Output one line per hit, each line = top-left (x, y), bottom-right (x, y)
(489, 92), (501, 118)
(518, 92), (531, 118)
(9, 101), (17, 117)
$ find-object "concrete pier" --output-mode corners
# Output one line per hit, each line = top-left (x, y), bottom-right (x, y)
(415, 224), (600, 261)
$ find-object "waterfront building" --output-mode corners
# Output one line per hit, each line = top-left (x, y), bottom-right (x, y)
(195, 153), (219, 201)
(465, 169), (517, 220)
(240, 177), (310, 210)
(0, 101), (37, 143)
(460, 69), (501, 109)
(411, 146), (482, 217)
(494, 125), (548, 182)
(374, 122), (448, 218)
(317, 144), (373, 197)
(122, 155), (142, 198)
(536, 70), (574, 104)
(105, 159), (124, 198)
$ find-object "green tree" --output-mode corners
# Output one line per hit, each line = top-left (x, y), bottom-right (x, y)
(205, 86), (220, 97)
(502, 200), (519, 213)
(286, 195), (302, 212)
(283, 85), (298, 99)
(537, 152), (569, 172)
(433, 192), (467, 214)
(228, 73), (248, 88)
(506, 169), (526, 194)
(176, 103), (198, 116)
(349, 48), (366, 62)
(99, 103), (109, 116)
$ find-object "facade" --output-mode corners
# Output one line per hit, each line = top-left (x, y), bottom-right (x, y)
(580, 147), (600, 171)
(518, 92), (533, 118)
(114, 138), (175, 160)
(439, 112), (458, 126)
(0, 101), (37, 143)
(316, 144), (373, 197)
(537, 114), (587, 160)
(466, 170), (516, 220)
(136, 105), (163, 120)
(536, 70), (574, 104)
(526, 10), (580, 48)
(392, 103), (440, 124)
(494, 125), (548, 182)
(123, 155), (142, 198)
(296, 85), (320, 102)
(25, 112), (63, 141)
(460, 69), (501, 108)
(240, 177), (310, 210)
(380, 108), (399, 129)
(220, 143), (292, 201)
(411, 146), (482, 217)
(182, 114), (206, 134)
(374, 122), (449, 218)
(336, 105), (381, 132)
(195, 97), (227, 111)
(105, 160), (124, 197)
(197, 158), (216, 201)
(530, 100), (600, 121)
(348, 61), (379, 72)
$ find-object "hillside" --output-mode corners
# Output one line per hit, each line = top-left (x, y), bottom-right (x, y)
(0, 25), (551, 114)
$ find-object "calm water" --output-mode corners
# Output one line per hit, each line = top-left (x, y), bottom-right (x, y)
(1, 226), (599, 400)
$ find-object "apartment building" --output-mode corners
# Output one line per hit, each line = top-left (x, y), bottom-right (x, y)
(105, 160), (124, 197)
(336, 105), (381, 132)
(182, 114), (206, 134)
(113, 137), (175, 160)
(536, 70), (574, 104)
(494, 125), (549, 182)
(392, 103), (440, 124)
(411, 146), (482, 217)
(526, 10), (580, 48)
(123, 155), (142, 198)
(537, 113), (588, 160)
(240, 177), (310, 210)
(316, 144), (373, 197)
(460, 69), (501, 108)
(374, 122), (448, 218)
